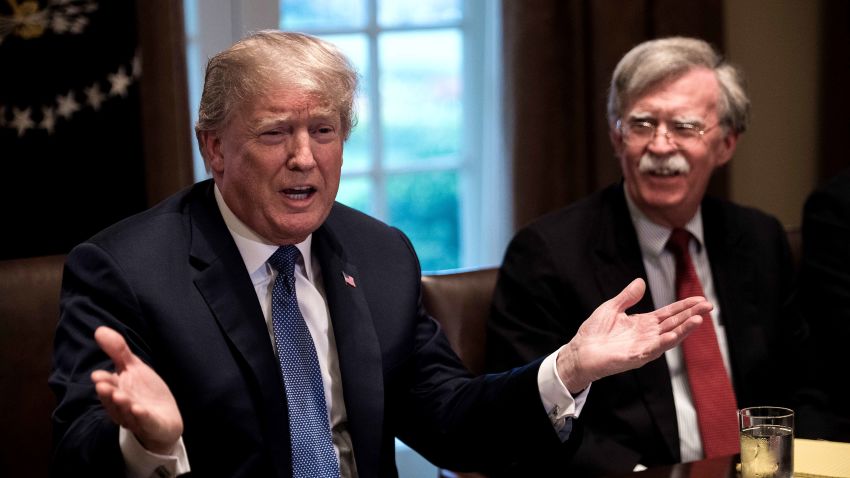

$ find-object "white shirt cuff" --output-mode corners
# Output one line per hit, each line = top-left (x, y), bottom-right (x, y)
(537, 345), (591, 441)
(119, 427), (191, 478)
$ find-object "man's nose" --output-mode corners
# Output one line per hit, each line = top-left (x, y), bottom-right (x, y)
(287, 131), (317, 170)
(646, 127), (678, 155)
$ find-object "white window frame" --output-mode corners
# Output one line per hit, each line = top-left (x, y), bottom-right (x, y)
(183, 0), (509, 271)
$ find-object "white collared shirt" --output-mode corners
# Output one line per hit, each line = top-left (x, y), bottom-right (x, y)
(624, 190), (732, 463)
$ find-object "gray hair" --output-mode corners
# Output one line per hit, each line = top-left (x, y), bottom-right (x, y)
(195, 30), (359, 159)
(607, 37), (749, 134)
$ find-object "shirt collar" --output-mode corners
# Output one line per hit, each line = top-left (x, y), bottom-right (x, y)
(214, 185), (315, 280)
(623, 186), (705, 257)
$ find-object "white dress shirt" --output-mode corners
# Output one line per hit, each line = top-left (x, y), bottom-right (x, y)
(624, 191), (733, 463)
(120, 186), (587, 476)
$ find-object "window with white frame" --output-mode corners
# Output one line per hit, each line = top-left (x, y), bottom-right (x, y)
(184, 0), (508, 273)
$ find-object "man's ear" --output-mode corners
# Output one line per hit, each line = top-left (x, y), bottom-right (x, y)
(197, 130), (224, 174)
(610, 124), (626, 157)
(716, 130), (739, 167)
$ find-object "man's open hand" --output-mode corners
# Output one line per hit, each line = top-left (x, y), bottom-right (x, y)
(557, 278), (711, 393)
(91, 326), (183, 454)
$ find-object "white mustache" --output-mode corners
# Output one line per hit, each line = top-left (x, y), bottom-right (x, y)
(637, 153), (690, 175)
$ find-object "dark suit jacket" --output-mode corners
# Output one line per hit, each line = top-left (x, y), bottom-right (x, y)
(796, 168), (850, 440)
(49, 180), (574, 477)
(487, 182), (802, 475)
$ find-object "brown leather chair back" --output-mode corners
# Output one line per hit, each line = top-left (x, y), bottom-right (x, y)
(421, 267), (498, 377)
(0, 254), (65, 477)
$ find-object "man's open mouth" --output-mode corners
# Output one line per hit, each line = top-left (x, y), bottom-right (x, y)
(282, 186), (316, 200)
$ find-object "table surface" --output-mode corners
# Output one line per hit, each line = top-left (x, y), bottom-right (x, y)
(600, 438), (850, 477)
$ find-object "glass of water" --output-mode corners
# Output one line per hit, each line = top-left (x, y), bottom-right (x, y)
(738, 406), (794, 478)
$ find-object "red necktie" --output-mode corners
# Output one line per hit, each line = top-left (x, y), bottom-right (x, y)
(666, 228), (739, 458)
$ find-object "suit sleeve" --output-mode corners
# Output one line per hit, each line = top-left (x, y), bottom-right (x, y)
(49, 243), (156, 476)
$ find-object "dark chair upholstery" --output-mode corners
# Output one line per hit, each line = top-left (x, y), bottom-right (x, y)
(421, 267), (498, 376)
(0, 254), (65, 477)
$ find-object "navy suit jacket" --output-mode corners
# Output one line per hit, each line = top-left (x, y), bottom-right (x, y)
(487, 183), (803, 475)
(50, 180), (574, 477)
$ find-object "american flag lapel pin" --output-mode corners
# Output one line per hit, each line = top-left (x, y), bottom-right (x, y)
(342, 271), (356, 288)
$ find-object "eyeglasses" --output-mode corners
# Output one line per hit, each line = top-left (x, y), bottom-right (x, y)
(617, 118), (718, 149)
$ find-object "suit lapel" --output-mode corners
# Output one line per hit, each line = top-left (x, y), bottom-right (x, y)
(591, 185), (681, 461)
(187, 182), (292, 477)
(314, 215), (385, 478)
(590, 186), (655, 314)
(702, 200), (752, 395)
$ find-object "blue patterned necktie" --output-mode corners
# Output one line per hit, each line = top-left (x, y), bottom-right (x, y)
(268, 245), (340, 478)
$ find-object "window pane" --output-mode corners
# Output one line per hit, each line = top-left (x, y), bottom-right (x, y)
(280, 0), (366, 29)
(379, 30), (462, 169)
(321, 34), (371, 173)
(337, 175), (372, 215)
(387, 171), (459, 272)
(378, 0), (462, 27)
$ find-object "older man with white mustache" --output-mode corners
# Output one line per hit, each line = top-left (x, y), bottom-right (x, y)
(637, 152), (691, 177)
(487, 37), (811, 476)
